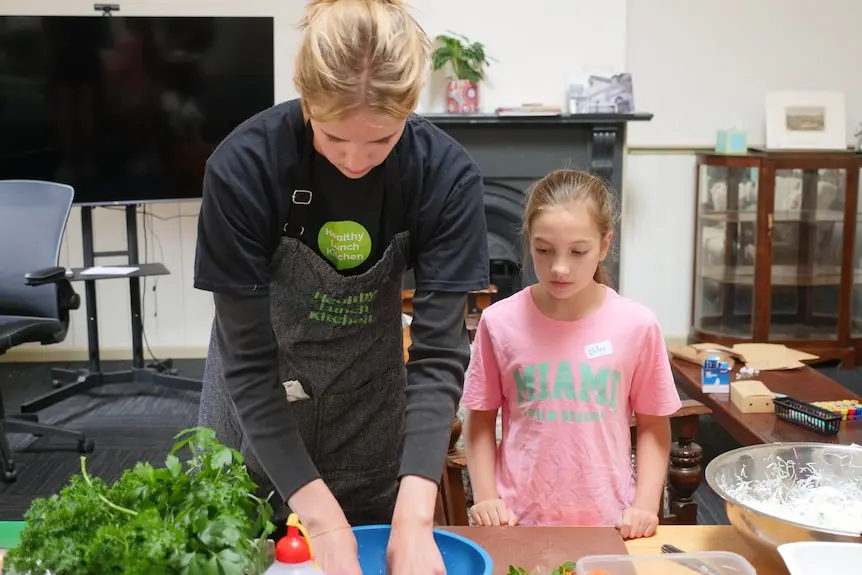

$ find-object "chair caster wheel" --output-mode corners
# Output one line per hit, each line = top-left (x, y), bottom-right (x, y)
(2, 464), (17, 483)
(78, 439), (95, 454)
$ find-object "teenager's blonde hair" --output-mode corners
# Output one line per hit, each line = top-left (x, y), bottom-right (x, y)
(522, 169), (618, 286)
(295, 0), (430, 123)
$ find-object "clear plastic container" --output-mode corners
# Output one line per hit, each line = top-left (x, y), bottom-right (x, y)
(575, 551), (757, 575)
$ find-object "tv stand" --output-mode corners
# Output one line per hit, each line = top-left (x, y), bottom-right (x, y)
(20, 204), (202, 415)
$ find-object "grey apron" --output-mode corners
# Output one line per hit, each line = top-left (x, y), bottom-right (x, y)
(198, 126), (410, 526)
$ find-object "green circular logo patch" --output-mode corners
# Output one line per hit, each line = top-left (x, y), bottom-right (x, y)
(317, 221), (372, 270)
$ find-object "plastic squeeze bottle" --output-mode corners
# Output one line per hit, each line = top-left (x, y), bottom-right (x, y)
(263, 513), (324, 574)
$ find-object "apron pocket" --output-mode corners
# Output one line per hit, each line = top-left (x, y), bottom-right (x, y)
(316, 364), (406, 476)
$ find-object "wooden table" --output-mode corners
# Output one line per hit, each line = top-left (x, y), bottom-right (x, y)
(0, 526), (786, 575)
(626, 525), (784, 575)
(672, 358), (862, 445)
(444, 525), (779, 575)
(445, 526), (629, 574)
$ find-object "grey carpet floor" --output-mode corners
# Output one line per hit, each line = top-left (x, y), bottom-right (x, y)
(2, 358), (860, 524)
(0, 359), (203, 520)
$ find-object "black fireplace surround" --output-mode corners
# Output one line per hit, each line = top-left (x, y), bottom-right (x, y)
(404, 113), (652, 301)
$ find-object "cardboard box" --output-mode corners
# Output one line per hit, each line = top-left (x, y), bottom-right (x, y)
(730, 380), (774, 413)
(670, 341), (819, 371)
(669, 342), (739, 369)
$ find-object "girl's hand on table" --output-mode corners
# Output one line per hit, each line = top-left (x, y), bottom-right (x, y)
(470, 498), (519, 526)
(615, 506), (658, 539)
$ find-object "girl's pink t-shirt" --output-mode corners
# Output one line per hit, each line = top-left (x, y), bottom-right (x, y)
(461, 286), (682, 526)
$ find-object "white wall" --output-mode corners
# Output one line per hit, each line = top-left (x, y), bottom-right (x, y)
(4, 0), (861, 361)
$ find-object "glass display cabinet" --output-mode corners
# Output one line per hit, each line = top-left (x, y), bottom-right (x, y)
(692, 150), (862, 366)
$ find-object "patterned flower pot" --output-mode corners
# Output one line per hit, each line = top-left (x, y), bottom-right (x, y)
(446, 79), (479, 114)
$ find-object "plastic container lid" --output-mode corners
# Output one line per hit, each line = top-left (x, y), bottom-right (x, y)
(575, 551), (757, 575)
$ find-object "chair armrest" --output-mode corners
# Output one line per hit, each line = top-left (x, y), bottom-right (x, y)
(25, 265), (69, 286)
(24, 266), (81, 318)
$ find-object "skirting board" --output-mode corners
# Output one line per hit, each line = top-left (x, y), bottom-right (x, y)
(1, 336), (691, 364)
(0, 345), (210, 364)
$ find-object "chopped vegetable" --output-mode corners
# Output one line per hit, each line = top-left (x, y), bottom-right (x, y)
(4, 427), (275, 575)
(508, 561), (576, 575)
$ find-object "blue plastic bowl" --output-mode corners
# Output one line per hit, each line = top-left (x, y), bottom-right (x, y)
(352, 525), (493, 575)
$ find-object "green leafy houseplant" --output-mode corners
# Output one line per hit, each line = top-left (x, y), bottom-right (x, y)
(431, 32), (493, 83)
(5, 427), (276, 575)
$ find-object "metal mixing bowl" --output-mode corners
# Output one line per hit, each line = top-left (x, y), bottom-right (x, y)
(705, 442), (862, 567)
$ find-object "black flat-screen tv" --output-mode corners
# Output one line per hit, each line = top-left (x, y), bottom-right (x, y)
(0, 15), (274, 205)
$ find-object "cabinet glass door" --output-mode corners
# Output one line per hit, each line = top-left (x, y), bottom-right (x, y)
(769, 168), (845, 341)
(852, 168), (862, 337)
(693, 164), (758, 338)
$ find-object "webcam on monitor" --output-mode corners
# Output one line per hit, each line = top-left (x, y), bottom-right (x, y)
(94, 3), (120, 16)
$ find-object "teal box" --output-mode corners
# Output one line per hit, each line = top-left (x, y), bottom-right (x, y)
(715, 129), (747, 155)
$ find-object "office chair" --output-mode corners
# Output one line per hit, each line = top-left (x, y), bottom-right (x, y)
(0, 180), (94, 483)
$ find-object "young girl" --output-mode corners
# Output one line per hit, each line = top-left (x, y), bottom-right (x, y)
(461, 169), (682, 540)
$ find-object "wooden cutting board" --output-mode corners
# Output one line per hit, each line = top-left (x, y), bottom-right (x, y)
(445, 526), (629, 574)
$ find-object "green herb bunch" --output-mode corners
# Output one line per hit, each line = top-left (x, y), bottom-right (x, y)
(5, 427), (276, 575)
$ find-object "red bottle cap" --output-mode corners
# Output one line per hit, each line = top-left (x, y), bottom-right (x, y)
(275, 525), (312, 563)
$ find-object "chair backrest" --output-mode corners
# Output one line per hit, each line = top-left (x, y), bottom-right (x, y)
(0, 180), (74, 319)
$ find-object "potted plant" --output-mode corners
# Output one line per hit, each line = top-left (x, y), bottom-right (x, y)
(431, 32), (494, 114)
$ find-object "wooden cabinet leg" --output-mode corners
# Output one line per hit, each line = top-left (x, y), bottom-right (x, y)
(665, 414), (703, 525)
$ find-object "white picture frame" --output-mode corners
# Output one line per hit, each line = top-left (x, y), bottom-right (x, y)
(765, 91), (847, 150)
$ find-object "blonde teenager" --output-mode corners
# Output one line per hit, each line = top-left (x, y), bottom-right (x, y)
(195, 1), (489, 573)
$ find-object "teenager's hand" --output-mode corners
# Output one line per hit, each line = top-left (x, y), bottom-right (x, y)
(469, 498), (518, 526)
(615, 506), (658, 539)
(388, 476), (446, 574)
(309, 527), (362, 575)
(289, 479), (360, 574)
(387, 519), (445, 575)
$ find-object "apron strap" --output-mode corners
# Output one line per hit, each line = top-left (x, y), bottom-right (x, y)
(284, 123), (315, 240)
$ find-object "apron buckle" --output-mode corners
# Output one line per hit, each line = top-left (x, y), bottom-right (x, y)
(292, 189), (313, 205)
(283, 223), (305, 236)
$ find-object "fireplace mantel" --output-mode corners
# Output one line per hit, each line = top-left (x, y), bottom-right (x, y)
(414, 112), (653, 298)
(422, 112), (653, 127)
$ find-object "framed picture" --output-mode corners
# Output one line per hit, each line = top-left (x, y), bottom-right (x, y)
(765, 91), (847, 150)
(568, 72), (635, 114)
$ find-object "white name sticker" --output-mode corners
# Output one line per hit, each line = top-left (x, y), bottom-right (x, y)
(584, 340), (613, 360)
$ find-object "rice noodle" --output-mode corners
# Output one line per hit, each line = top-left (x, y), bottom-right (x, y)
(718, 452), (862, 534)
